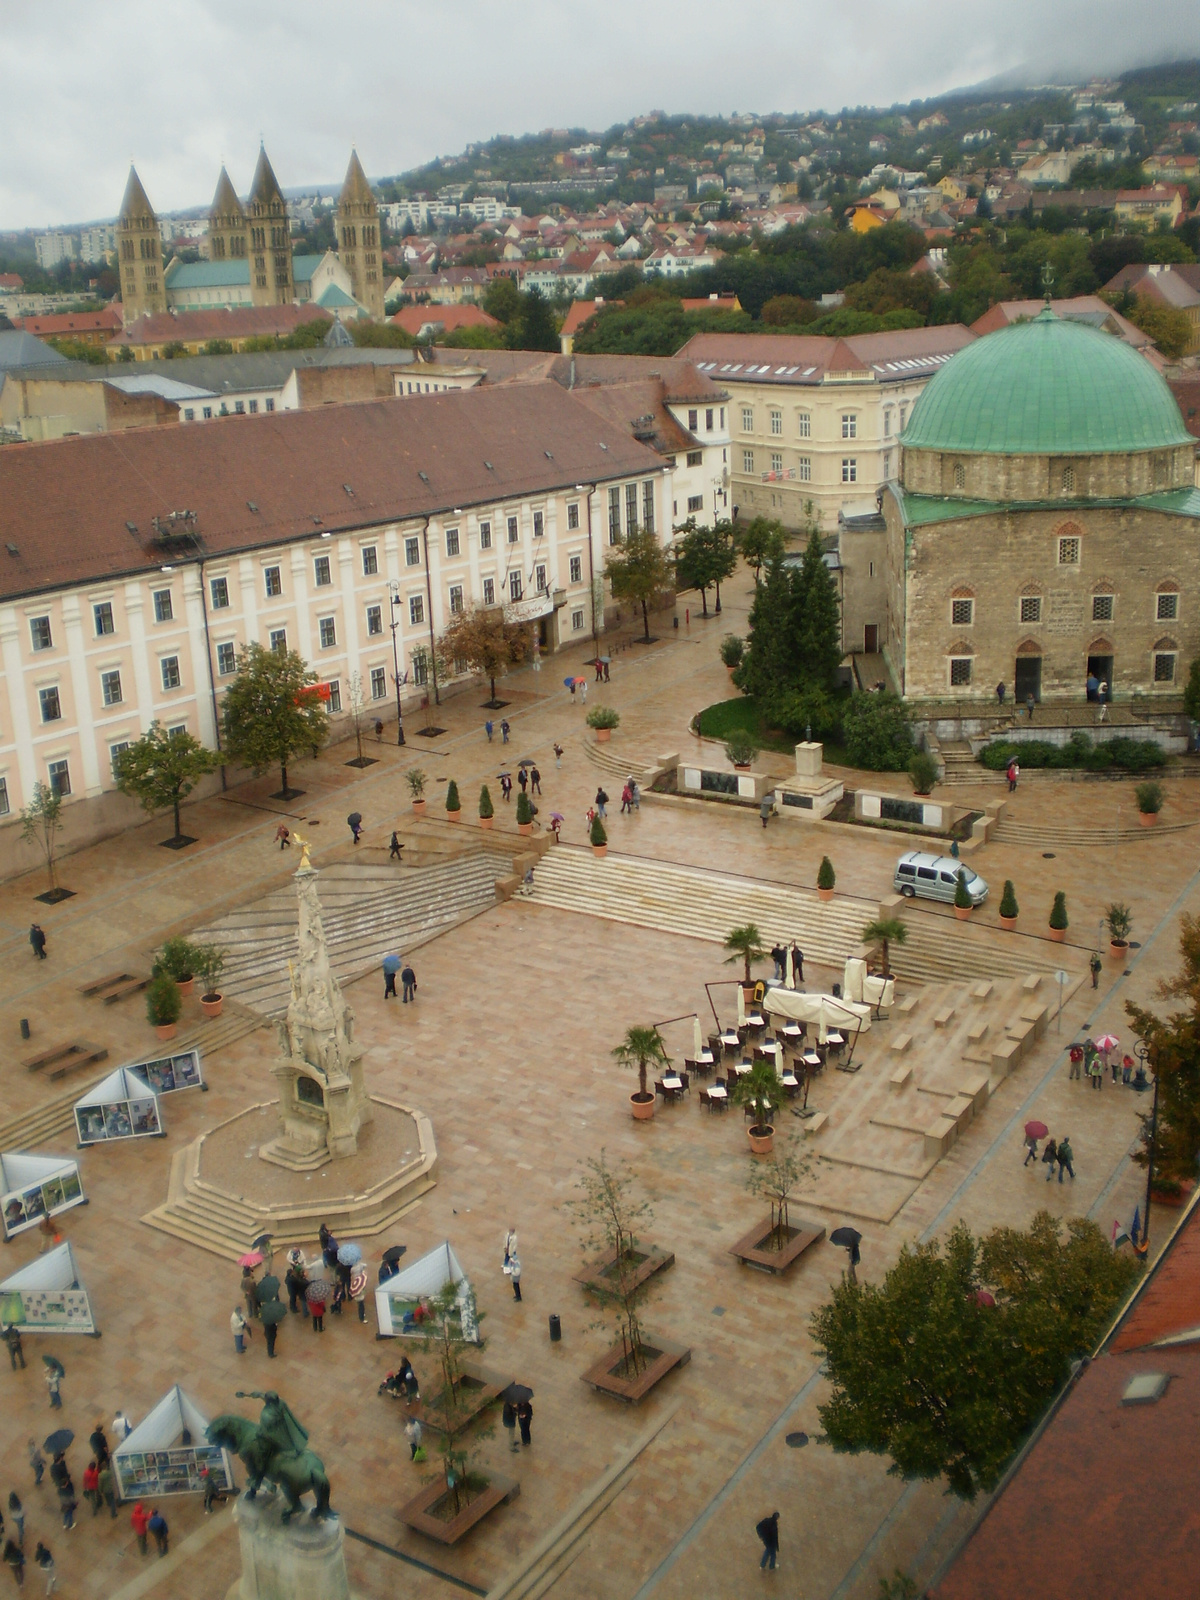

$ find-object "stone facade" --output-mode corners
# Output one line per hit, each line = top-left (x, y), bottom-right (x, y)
(116, 167), (166, 321)
(335, 151), (384, 321)
(902, 443), (1195, 501)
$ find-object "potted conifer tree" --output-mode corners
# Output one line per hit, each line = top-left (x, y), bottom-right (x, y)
(478, 784), (494, 831)
(998, 880), (1019, 931)
(517, 791), (534, 836)
(817, 857), (836, 903)
(445, 779), (462, 822)
(953, 870), (974, 920)
(1135, 780), (1163, 827)
(590, 813), (608, 857)
(1048, 892), (1068, 942)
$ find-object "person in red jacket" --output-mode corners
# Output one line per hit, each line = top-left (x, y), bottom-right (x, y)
(131, 1501), (150, 1556)
(82, 1460), (100, 1515)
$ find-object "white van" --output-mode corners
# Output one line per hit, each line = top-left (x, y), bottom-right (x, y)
(893, 851), (988, 907)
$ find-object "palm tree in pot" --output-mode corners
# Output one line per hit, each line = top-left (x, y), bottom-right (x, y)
(1106, 902), (1132, 959)
(724, 923), (766, 998)
(613, 1025), (670, 1121)
(732, 1059), (779, 1153)
(860, 917), (907, 978)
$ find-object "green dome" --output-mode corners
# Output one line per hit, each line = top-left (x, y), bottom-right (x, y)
(901, 308), (1192, 456)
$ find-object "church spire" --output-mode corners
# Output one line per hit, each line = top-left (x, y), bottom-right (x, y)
(119, 164), (156, 223)
(116, 164), (166, 321)
(335, 148), (384, 321)
(250, 143), (286, 209)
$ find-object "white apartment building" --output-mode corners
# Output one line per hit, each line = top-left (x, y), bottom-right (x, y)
(34, 232), (78, 270)
(0, 385), (670, 868)
(79, 224), (117, 263)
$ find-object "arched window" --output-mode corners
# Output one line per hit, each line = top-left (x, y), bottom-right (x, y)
(1062, 466), (1076, 493)
(953, 462), (966, 490)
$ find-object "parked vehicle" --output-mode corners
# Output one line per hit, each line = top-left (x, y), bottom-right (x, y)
(894, 852), (988, 906)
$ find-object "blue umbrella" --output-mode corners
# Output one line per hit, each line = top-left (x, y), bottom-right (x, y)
(382, 954), (401, 974)
(336, 1242), (362, 1266)
(563, 676), (575, 687)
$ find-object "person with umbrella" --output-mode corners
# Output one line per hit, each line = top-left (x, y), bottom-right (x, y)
(501, 1396), (519, 1452)
(517, 766), (527, 796)
(501, 1383), (532, 1452)
(1042, 1136), (1058, 1181)
(350, 1268), (368, 1324)
(378, 1244), (406, 1285)
(259, 1297), (286, 1358)
(334, 1243), (362, 1316)
(47, 1446), (72, 1495)
(382, 953), (401, 1001)
(239, 1258), (261, 1322)
(1023, 1120), (1047, 1166)
(347, 812), (363, 845)
(305, 1280), (329, 1333)
(285, 1251), (309, 1314)
(830, 1227), (861, 1285)
(549, 811), (563, 841)
(42, 1358), (63, 1411)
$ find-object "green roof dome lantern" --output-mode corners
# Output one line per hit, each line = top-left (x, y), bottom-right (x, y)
(901, 308), (1193, 457)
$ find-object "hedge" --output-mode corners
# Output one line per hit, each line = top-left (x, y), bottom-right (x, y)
(979, 733), (1165, 773)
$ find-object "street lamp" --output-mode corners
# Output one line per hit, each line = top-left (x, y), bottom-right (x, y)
(388, 582), (406, 747)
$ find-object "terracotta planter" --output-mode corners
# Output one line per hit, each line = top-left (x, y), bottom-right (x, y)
(592, 842), (608, 857)
(411, 799), (426, 816)
(1047, 926), (1066, 942)
(176, 976), (194, 998)
(741, 982), (757, 1002)
(479, 815), (494, 830)
(1138, 810), (1159, 827)
(1150, 1179), (1195, 1209)
(595, 727), (612, 743)
(998, 915), (1018, 931)
(1109, 941), (1129, 962)
(201, 993), (223, 1018)
(953, 904), (972, 921)
(446, 809), (462, 824)
(155, 1022), (177, 1041)
(734, 763), (751, 771)
(630, 1092), (656, 1121)
(518, 821), (533, 837)
(747, 1125), (775, 1155)
(817, 887), (834, 903)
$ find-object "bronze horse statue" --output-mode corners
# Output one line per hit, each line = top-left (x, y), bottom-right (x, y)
(207, 1396), (333, 1523)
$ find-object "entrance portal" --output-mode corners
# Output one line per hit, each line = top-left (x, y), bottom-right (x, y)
(1087, 653), (1113, 699)
(1014, 656), (1042, 704)
(864, 623), (879, 653)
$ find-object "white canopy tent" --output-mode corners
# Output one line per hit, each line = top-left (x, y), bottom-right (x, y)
(842, 958), (895, 1012)
(762, 987), (872, 1042)
(112, 1385), (234, 1501)
(0, 1241), (96, 1334)
(0, 1152), (85, 1240)
(74, 1067), (162, 1146)
(375, 1240), (479, 1342)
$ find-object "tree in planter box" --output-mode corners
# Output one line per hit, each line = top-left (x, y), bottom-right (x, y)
(146, 973), (182, 1029)
(417, 1281), (492, 1516)
(569, 1152), (660, 1378)
(746, 1137), (813, 1252)
(445, 779), (461, 816)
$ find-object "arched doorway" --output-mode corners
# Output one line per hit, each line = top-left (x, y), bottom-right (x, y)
(1086, 637), (1114, 701)
(1014, 638), (1042, 705)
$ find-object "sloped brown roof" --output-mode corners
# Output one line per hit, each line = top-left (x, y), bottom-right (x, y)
(390, 304), (498, 335)
(249, 145), (286, 210)
(567, 377), (694, 456)
(209, 165), (245, 224)
(677, 324), (973, 385)
(1169, 377), (1200, 441)
(17, 308), (124, 337)
(339, 149), (374, 210)
(118, 165), (156, 223)
(111, 305), (332, 347)
(0, 385), (661, 603)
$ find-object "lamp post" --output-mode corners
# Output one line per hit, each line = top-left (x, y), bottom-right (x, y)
(388, 583), (406, 747)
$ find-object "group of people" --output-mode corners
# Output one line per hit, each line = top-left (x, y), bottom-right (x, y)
(769, 943), (805, 985)
(1023, 1131), (1076, 1182)
(234, 1230), (370, 1355)
(1068, 1039), (1147, 1091)
(381, 956), (417, 1003)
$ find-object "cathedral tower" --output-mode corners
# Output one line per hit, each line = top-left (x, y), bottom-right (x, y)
(116, 166), (166, 320)
(208, 166), (248, 265)
(247, 145), (293, 306)
(335, 149), (384, 320)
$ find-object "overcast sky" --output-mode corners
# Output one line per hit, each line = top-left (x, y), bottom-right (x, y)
(3, 0), (1198, 229)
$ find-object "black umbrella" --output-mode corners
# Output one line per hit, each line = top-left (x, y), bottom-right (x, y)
(44, 1429), (73, 1455)
(347, 812), (362, 828)
(829, 1227), (861, 1249)
(382, 1245), (407, 1266)
(258, 1298), (287, 1326)
(256, 1274), (281, 1301)
(252, 1232), (273, 1254)
(305, 1280), (331, 1305)
(41, 1354), (65, 1377)
(500, 1382), (533, 1405)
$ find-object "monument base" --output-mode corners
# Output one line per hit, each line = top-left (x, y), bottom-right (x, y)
(227, 1490), (351, 1600)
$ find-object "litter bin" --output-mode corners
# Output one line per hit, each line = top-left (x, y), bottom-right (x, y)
(548, 1314), (562, 1343)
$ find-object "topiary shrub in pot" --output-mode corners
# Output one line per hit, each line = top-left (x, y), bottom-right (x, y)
(147, 972), (182, 1039)
(998, 880), (1019, 930)
(157, 935), (198, 996)
(908, 750), (939, 796)
(516, 790), (533, 836)
(586, 705), (620, 743)
(407, 768), (428, 815)
(193, 943), (226, 1018)
(817, 856), (836, 902)
(953, 870), (973, 920)
(1106, 902), (1132, 961)
(445, 778), (461, 820)
(478, 784), (494, 830)
(719, 634), (744, 671)
(590, 813), (608, 856)
(1048, 891), (1068, 942)
(1135, 779), (1164, 826)
(724, 735), (759, 769)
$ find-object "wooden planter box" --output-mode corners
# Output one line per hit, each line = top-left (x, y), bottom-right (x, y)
(729, 1217), (826, 1275)
(581, 1337), (691, 1403)
(410, 1362), (511, 1436)
(398, 1471), (519, 1545)
(573, 1244), (675, 1296)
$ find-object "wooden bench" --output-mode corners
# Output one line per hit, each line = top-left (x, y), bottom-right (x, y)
(933, 1006), (956, 1029)
(78, 972), (149, 1005)
(23, 1040), (109, 1079)
(1022, 973), (1042, 992)
(971, 980), (993, 1000)
(889, 1062), (913, 1090)
(898, 994), (920, 1016)
(888, 1032), (912, 1055)
(923, 1115), (958, 1159)
(968, 1019), (989, 1044)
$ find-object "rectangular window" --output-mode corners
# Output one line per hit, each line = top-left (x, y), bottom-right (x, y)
(1157, 592), (1179, 621)
(482, 577), (495, 606)
(160, 656), (181, 690)
(361, 545), (378, 576)
(370, 666), (387, 700)
(152, 589), (173, 622)
(743, 449), (755, 473)
(217, 642), (236, 675)
(313, 555), (332, 587)
(1154, 652), (1177, 683)
(209, 576), (229, 609)
(108, 743), (129, 782)
(950, 657), (973, 686)
(183, 408), (194, 422)
(509, 571), (523, 601)
(449, 584), (464, 614)
(842, 458), (857, 483)
(951, 598), (974, 626)
(687, 494), (704, 512)
(626, 483), (638, 532)
(326, 680), (341, 713)
(39, 686), (61, 723)
(533, 511), (544, 539)
(269, 628), (287, 654)
(507, 515), (520, 544)
(842, 414), (857, 439)
(741, 406), (754, 432)
(572, 608), (585, 631)
(608, 489), (621, 542)
(234, 400), (245, 415)
(265, 397), (275, 412)
(101, 669), (122, 706)
(0, 776), (8, 815)
(706, 408), (714, 431)
(412, 652), (428, 686)
(409, 594), (424, 626)
(248, 399), (258, 414)
(318, 616), (336, 649)
(1020, 596), (1042, 623)
(1092, 594), (1114, 621)
(1057, 536), (1080, 565)
(93, 602), (114, 636)
(405, 537), (420, 567)
(798, 411), (811, 439)
(797, 457), (811, 482)
(445, 527), (460, 557)
(567, 503), (579, 530)
(29, 616), (52, 651)
(769, 409), (782, 436)
(569, 555), (583, 584)
(686, 449), (702, 467)
(771, 452), (783, 474)
(688, 408), (698, 430)
(642, 481), (655, 534)
(479, 520), (492, 549)
(202, 405), (213, 420)
(264, 565), (282, 597)
(535, 565), (547, 593)
(366, 604), (383, 636)
(884, 411), (892, 437)
(48, 759), (70, 798)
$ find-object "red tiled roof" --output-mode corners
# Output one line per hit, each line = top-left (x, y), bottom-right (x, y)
(677, 325), (974, 384)
(0, 273), (24, 291)
(112, 305), (333, 346)
(389, 304), (498, 336)
(15, 307), (123, 337)
(971, 297), (1155, 350)
(1169, 378), (1200, 441)
(560, 300), (604, 339)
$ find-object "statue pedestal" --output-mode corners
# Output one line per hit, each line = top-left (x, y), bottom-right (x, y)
(228, 1491), (350, 1600)
(776, 741), (843, 821)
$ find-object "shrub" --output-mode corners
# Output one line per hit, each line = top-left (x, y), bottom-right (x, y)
(724, 735), (759, 766)
(909, 750), (939, 794)
(1106, 903), (1132, 944)
(445, 779), (461, 813)
(1135, 779), (1164, 815)
(478, 784), (494, 819)
(586, 705), (621, 730)
(769, 682), (843, 742)
(590, 814), (608, 847)
(999, 880), (1018, 919)
(817, 856), (836, 891)
(156, 935), (199, 981)
(1049, 892), (1068, 931)
(406, 768), (428, 798)
(147, 972), (182, 1027)
(719, 634), (745, 668)
(979, 735), (1165, 773)
(516, 791), (533, 826)
(954, 871), (973, 910)
(192, 943), (225, 1000)
(842, 692), (913, 771)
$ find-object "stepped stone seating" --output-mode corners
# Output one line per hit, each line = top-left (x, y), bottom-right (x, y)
(889, 1063), (912, 1090)
(888, 1033), (912, 1055)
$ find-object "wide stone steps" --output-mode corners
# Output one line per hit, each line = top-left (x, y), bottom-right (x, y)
(524, 849), (1073, 985)
(993, 818), (1196, 848)
(582, 739), (658, 781)
(191, 852), (511, 1015)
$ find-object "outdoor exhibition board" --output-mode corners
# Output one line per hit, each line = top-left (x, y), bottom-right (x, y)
(0, 1152), (86, 1241)
(123, 1049), (204, 1096)
(0, 1241), (97, 1334)
(112, 1385), (234, 1501)
(73, 1067), (163, 1146)
(375, 1240), (479, 1341)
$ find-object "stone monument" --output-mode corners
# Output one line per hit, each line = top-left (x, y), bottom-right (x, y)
(775, 741), (844, 820)
(260, 840), (373, 1169)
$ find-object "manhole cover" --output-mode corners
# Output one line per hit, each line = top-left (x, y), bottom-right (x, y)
(785, 1432), (809, 1448)
(1042, 852), (1056, 859)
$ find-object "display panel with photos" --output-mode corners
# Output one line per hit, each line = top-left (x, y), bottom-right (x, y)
(113, 1444), (232, 1498)
(130, 1050), (203, 1096)
(1, 1165), (84, 1239)
(0, 1285), (96, 1334)
(75, 1096), (161, 1146)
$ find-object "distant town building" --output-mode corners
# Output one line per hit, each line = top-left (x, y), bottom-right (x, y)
(35, 231), (78, 271)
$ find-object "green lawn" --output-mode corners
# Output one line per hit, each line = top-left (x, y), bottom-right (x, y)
(696, 696), (853, 767)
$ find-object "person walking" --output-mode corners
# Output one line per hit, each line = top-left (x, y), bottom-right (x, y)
(112, 1411), (132, 1445)
(401, 964), (417, 1003)
(770, 944), (786, 981)
(508, 1254), (523, 1302)
(36, 1216), (59, 1257)
(996, 682), (1005, 706)
(404, 1417), (423, 1462)
(7, 1496), (23, 1549)
(130, 1502), (150, 1557)
(33, 1544), (54, 1597)
(264, 1314), (280, 1360)
(620, 781), (633, 815)
(1089, 951), (1102, 989)
(569, 680), (577, 706)
(309, 1291), (326, 1333)
(55, 1486), (74, 1534)
(383, 957), (398, 1000)
(48, 1458), (69, 1497)
(241, 1267), (258, 1323)
(502, 1399), (519, 1452)
(580, 680), (588, 705)
(1023, 1131), (1040, 1166)
(516, 1399), (533, 1447)
(97, 1463), (117, 1519)
(594, 657), (604, 683)
(82, 1462), (99, 1517)
(201, 1467), (221, 1516)
(603, 660), (610, 683)
(88, 1423), (109, 1467)
(348, 814), (363, 845)
(1006, 759), (1019, 793)
(1026, 692), (1036, 722)
(4, 1326), (24, 1371)
(501, 719), (511, 744)
(530, 765), (541, 796)
(274, 823), (291, 850)
(28, 925), (46, 961)
(2, 1538), (23, 1589)
(285, 1254), (308, 1314)
(1057, 1136), (1075, 1183)
(351, 1268), (368, 1323)
(553, 742), (563, 769)
(1042, 1137), (1058, 1180)
(402, 1358), (420, 1405)
(389, 832), (403, 862)
(630, 779), (640, 811)
(44, 1366), (61, 1411)
(148, 1507), (168, 1556)
(485, 719), (494, 743)
(1089, 1053), (1104, 1091)
(231, 1306), (250, 1354)
(791, 944), (804, 984)
(374, 719), (384, 743)
(517, 767), (527, 795)
(503, 1226), (518, 1272)
(756, 1511), (780, 1571)
(760, 795), (773, 828)
(594, 787), (608, 819)
(26, 1446), (43, 1490)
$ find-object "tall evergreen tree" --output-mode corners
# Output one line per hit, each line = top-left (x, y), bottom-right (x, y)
(792, 528), (843, 686)
(733, 555), (799, 702)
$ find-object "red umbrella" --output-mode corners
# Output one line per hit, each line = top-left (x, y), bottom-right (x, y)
(237, 1251), (264, 1268)
(1024, 1120), (1048, 1141)
(970, 1289), (996, 1308)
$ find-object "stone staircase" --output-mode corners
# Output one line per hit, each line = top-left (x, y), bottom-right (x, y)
(993, 816), (1197, 848)
(582, 738), (659, 782)
(524, 848), (1079, 986)
(938, 740), (999, 787)
(190, 852), (512, 1016)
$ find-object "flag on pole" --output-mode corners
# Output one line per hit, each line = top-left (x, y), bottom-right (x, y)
(1131, 1205), (1142, 1246)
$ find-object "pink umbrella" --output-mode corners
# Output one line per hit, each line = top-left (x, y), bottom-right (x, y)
(1095, 1033), (1120, 1053)
(970, 1289), (996, 1308)
(237, 1251), (264, 1268)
